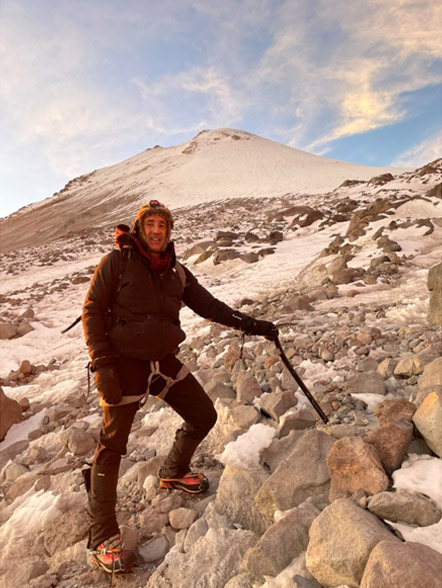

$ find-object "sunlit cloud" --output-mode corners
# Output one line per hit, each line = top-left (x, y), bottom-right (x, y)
(0, 0), (440, 216)
(253, 0), (442, 152)
(133, 67), (245, 137)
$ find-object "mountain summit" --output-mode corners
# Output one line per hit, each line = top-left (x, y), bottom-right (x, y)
(1, 128), (402, 252)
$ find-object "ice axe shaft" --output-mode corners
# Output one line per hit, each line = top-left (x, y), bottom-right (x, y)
(274, 336), (329, 424)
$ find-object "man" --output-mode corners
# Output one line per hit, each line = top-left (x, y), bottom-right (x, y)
(82, 200), (277, 574)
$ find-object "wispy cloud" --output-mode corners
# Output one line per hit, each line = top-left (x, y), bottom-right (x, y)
(252, 0), (442, 152)
(391, 131), (442, 167)
(0, 0), (440, 209)
(133, 67), (245, 138)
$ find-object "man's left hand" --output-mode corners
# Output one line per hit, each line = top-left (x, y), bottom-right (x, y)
(247, 319), (279, 341)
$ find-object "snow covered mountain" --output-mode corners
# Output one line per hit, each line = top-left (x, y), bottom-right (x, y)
(0, 129), (441, 588)
(0, 128), (403, 253)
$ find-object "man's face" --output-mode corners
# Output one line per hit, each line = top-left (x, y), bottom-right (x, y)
(143, 214), (168, 252)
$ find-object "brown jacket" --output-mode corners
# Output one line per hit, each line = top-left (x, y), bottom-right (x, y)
(82, 229), (244, 362)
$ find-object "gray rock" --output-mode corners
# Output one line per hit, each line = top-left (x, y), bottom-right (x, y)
(259, 429), (304, 472)
(213, 249), (241, 264)
(138, 535), (170, 563)
(327, 436), (389, 501)
(0, 439), (29, 468)
(260, 390), (297, 421)
(286, 296), (314, 311)
(394, 356), (423, 377)
(16, 322), (34, 337)
(240, 252), (260, 264)
(356, 358), (379, 372)
(215, 465), (271, 535)
(4, 461), (28, 481)
(377, 358), (398, 379)
(169, 507), (198, 530)
(43, 507), (89, 555)
(27, 445), (48, 463)
(7, 558), (49, 588)
(235, 371), (262, 404)
(418, 357), (442, 393)
(5, 471), (37, 501)
(345, 371), (386, 395)
(360, 540), (442, 588)
(144, 528), (258, 588)
(277, 409), (318, 436)
(427, 261), (442, 326)
(255, 430), (335, 518)
(139, 508), (169, 538)
(61, 427), (95, 456)
(224, 572), (256, 588)
(19, 307), (35, 320)
(367, 489), (442, 526)
(183, 241), (215, 260)
(412, 391), (442, 457)
(242, 501), (320, 581)
(0, 322), (17, 339)
(306, 498), (399, 588)
(183, 517), (209, 551)
(230, 405), (261, 430)
(205, 380), (236, 402)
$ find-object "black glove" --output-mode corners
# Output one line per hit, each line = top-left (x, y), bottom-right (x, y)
(94, 365), (123, 405)
(238, 315), (279, 341)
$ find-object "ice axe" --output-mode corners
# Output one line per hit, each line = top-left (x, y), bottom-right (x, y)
(274, 336), (329, 424)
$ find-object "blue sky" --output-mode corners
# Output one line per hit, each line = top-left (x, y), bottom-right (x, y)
(0, 0), (441, 217)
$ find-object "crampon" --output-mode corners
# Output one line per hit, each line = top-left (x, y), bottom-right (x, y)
(91, 533), (136, 577)
(159, 471), (209, 494)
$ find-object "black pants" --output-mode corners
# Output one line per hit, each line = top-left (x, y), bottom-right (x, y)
(87, 355), (217, 549)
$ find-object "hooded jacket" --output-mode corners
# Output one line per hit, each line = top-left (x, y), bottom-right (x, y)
(82, 225), (245, 362)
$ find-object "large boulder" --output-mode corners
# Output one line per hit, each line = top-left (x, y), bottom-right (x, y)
(306, 498), (399, 588)
(427, 261), (442, 326)
(0, 388), (23, 441)
(418, 357), (442, 396)
(0, 322), (17, 339)
(255, 430), (335, 518)
(367, 489), (442, 527)
(327, 436), (389, 501)
(394, 355), (424, 377)
(373, 398), (416, 425)
(43, 508), (89, 555)
(412, 391), (442, 457)
(364, 420), (414, 475)
(360, 540), (442, 588)
(345, 372), (386, 395)
(242, 501), (320, 581)
(144, 527), (258, 588)
(215, 465), (271, 535)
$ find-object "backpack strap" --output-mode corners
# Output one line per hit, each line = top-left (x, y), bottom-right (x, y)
(61, 247), (131, 334)
(175, 261), (187, 289)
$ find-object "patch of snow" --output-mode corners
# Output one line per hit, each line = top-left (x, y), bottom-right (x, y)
(216, 423), (276, 468)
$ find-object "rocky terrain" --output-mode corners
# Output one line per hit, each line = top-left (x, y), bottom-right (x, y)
(0, 152), (441, 588)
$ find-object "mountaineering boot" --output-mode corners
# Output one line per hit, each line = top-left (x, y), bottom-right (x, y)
(159, 471), (209, 494)
(91, 533), (136, 574)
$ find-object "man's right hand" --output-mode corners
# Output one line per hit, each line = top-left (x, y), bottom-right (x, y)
(94, 365), (123, 405)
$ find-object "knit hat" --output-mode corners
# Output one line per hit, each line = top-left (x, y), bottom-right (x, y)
(131, 200), (174, 251)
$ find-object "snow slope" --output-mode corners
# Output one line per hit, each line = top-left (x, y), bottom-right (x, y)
(0, 128), (405, 252)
